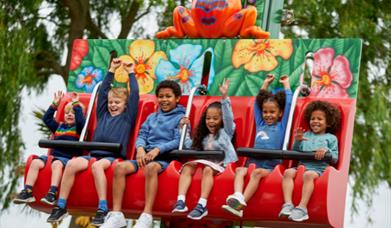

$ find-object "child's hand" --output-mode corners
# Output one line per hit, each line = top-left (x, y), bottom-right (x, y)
(219, 79), (230, 99)
(314, 148), (327, 160)
(261, 74), (275, 90)
(294, 127), (308, 141)
(53, 91), (64, 106)
(279, 75), (290, 89)
(144, 148), (160, 163)
(179, 117), (190, 129)
(123, 62), (134, 74)
(109, 58), (122, 73)
(136, 147), (147, 168)
(70, 92), (79, 102)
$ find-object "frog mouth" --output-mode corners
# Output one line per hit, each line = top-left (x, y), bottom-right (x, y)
(201, 16), (216, 25)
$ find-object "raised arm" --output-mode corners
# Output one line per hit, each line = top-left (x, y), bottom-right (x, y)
(43, 91), (63, 133)
(70, 92), (86, 134)
(122, 62), (140, 122)
(96, 58), (122, 117)
(254, 75), (275, 126)
(219, 79), (235, 138)
(279, 75), (293, 129)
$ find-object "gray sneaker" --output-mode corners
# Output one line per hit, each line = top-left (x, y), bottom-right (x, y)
(288, 207), (309, 222)
(279, 203), (294, 217)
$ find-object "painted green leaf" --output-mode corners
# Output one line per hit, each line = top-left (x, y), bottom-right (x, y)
(111, 41), (126, 56)
(208, 65), (234, 95)
(92, 46), (110, 69)
(226, 68), (245, 95)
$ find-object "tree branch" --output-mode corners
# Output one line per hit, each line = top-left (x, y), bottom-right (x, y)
(86, 12), (108, 38)
(118, 0), (143, 38)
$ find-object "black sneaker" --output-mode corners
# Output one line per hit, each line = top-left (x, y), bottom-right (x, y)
(187, 203), (208, 220)
(47, 206), (68, 223)
(13, 189), (36, 204)
(172, 200), (188, 213)
(40, 192), (56, 205)
(91, 209), (108, 226)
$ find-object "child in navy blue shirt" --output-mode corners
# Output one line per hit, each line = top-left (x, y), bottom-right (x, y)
(101, 80), (185, 228)
(47, 58), (139, 225)
(14, 91), (85, 205)
(222, 74), (292, 217)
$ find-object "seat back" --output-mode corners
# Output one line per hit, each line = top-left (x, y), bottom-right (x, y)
(289, 97), (356, 169)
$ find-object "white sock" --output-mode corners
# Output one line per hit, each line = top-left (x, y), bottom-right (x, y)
(234, 192), (244, 199)
(198, 198), (207, 207)
(177, 194), (185, 202)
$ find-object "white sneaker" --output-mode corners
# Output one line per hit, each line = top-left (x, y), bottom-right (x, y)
(134, 213), (153, 228)
(101, 211), (127, 228)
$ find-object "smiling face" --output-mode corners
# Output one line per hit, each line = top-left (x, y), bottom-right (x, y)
(310, 110), (328, 134)
(108, 93), (127, 117)
(205, 107), (222, 134)
(64, 103), (76, 125)
(262, 101), (282, 125)
(157, 88), (179, 112)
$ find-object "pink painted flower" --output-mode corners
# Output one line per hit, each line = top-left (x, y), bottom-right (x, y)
(310, 48), (353, 98)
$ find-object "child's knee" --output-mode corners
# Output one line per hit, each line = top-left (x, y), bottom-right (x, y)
(202, 166), (213, 176)
(303, 171), (318, 182)
(144, 163), (160, 177)
(31, 159), (44, 169)
(182, 165), (195, 175)
(51, 160), (63, 170)
(114, 162), (131, 176)
(251, 168), (268, 179)
(283, 168), (296, 179)
(235, 167), (247, 176)
(91, 162), (103, 174)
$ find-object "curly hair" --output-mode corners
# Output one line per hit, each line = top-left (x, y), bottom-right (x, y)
(304, 101), (341, 134)
(155, 80), (182, 97)
(256, 89), (286, 113)
(192, 102), (223, 150)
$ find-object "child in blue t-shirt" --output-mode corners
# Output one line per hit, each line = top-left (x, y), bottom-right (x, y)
(13, 91), (85, 205)
(222, 74), (292, 217)
(279, 100), (340, 222)
(47, 58), (139, 225)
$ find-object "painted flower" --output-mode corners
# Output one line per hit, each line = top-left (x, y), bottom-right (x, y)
(75, 66), (103, 93)
(114, 40), (167, 94)
(155, 44), (215, 95)
(310, 48), (352, 98)
(232, 39), (293, 72)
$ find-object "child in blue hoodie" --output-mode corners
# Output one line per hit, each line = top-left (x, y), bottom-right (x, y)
(101, 80), (185, 228)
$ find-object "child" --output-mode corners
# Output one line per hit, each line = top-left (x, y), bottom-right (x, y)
(171, 79), (238, 220)
(222, 74), (292, 217)
(100, 80), (185, 228)
(279, 100), (340, 222)
(47, 58), (139, 225)
(13, 91), (85, 205)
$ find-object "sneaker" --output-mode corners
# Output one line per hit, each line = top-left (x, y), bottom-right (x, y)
(91, 209), (108, 226)
(187, 204), (208, 220)
(13, 189), (36, 204)
(221, 204), (243, 217)
(279, 203), (294, 217)
(172, 200), (188, 213)
(288, 207), (309, 222)
(101, 211), (127, 228)
(47, 206), (68, 223)
(40, 192), (56, 206)
(134, 213), (153, 228)
(226, 194), (246, 211)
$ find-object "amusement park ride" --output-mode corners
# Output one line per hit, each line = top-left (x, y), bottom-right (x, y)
(23, 0), (362, 227)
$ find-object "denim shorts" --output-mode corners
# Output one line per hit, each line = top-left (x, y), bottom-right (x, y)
(128, 160), (169, 173)
(37, 155), (70, 167)
(246, 158), (281, 170)
(80, 155), (116, 163)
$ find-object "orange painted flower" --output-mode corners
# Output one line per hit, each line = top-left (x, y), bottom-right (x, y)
(232, 39), (293, 73)
(114, 40), (167, 94)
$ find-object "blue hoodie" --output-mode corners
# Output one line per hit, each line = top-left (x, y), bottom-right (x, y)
(135, 105), (185, 161)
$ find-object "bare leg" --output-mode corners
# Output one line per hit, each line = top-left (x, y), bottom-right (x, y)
(178, 164), (196, 196)
(282, 168), (297, 204)
(298, 171), (319, 208)
(58, 157), (89, 200)
(25, 159), (45, 186)
(233, 167), (248, 193)
(243, 168), (269, 202)
(143, 162), (162, 214)
(200, 166), (215, 199)
(112, 161), (137, 211)
(50, 160), (64, 187)
(91, 159), (112, 201)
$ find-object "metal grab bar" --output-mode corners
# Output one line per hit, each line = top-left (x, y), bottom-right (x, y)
(39, 139), (121, 152)
(237, 147), (333, 162)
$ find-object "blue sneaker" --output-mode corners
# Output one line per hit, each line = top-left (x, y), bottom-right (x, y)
(172, 200), (188, 213)
(187, 204), (208, 220)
